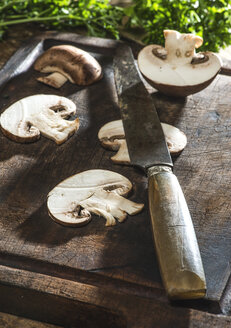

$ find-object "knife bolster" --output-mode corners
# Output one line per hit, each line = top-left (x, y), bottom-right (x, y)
(147, 165), (206, 300)
(147, 165), (172, 176)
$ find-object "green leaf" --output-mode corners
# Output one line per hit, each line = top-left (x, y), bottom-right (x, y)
(0, 0), (230, 51)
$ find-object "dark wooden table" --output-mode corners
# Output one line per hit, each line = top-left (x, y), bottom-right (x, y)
(0, 25), (231, 328)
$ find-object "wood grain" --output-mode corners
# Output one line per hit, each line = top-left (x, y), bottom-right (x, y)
(0, 30), (231, 326)
(0, 311), (60, 328)
(1, 264), (231, 328)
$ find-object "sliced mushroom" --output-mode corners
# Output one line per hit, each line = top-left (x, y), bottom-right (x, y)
(34, 45), (102, 88)
(47, 169), (144, 227)
(138, 30), (222, 97)
(98, 120), (187, 164)
(0, 94), (79, 144)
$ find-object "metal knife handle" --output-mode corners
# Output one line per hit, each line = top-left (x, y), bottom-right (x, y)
(148, 165), (206, 300)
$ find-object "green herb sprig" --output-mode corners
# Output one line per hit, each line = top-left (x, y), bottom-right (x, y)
(123, 0), (231, 52)
(0, 0), (231, 52)
(0, 0), (123, 40)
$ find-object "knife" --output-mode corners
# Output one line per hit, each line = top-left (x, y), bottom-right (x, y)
(114, 44), (206, 300)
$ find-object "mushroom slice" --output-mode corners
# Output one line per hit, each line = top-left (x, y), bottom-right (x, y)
(138, 30), (222, 97)
(98, 120), (187, 164)
(0, 94), (79, 144)
(47, 169), (144, 227)
(34, 45), (102, 88)
(163, 123), (187, 154)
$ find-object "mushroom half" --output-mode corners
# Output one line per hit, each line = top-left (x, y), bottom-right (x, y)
(47, 169), (144, 227)
(0, 94), (79, 144)
(98, 120), (187, 164)
(138, 30), (222, 97)
(34, 45), (102, 88)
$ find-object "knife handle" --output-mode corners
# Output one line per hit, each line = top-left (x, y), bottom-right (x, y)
(148, 165), (206, 300)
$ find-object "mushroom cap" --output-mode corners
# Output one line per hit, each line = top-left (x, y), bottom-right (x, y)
(0, 94), (79, 144)
(47, 169), (143, 227)
(48, 169), (132, 201)
(137, 30), (222, 97)
(34, 45), (102, 86)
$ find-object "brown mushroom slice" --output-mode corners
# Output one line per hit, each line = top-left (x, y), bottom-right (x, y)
(138, 30), (222, 97)
(34, 45), (102, 88)
(47, 169), (144, 227)
(98, 120), (187, 164)
(0, 94), (79, 144)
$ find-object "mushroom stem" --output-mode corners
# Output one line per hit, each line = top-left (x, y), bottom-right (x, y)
(29, 109), (79, 145)
(37, 72), (68, 89)
(111, 139), (130, 164)
(80, 189), (144, 226)
(164, 30), (203, 65)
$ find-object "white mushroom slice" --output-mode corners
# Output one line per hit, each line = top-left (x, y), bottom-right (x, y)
(47, 169), (144, 227)
(163, 122), (187, 154)
(138, 30), (222, 97)
(34, 45), (102, 88)
(98, 120), (187, 164)
(0, 94), (79, 144)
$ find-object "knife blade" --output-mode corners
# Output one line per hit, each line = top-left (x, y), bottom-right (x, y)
(114, 44), (206, 300)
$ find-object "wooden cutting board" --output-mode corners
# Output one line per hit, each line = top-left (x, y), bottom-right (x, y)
(0, 31), (231, 327)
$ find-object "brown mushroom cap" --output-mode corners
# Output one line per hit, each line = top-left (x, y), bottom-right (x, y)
(47, 169), (144, 227)
(34, 45), (103, 86)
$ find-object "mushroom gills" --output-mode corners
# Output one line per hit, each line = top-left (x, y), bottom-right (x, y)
(137, 30), (222, 97)
(98, 120), (187, 164)
(0, 94), (79, 144)
(47, 169), (144, 227)
(34, 45), (102, 88)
